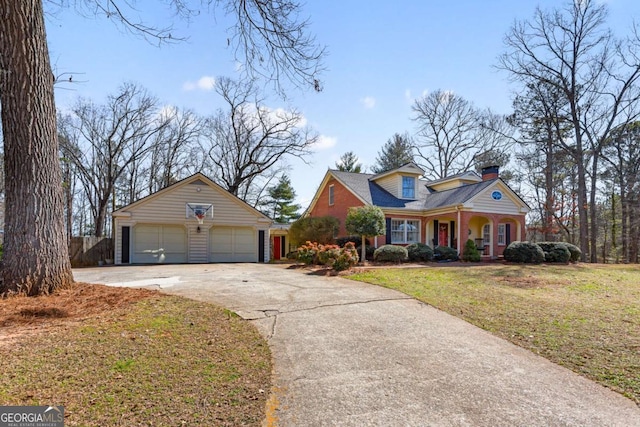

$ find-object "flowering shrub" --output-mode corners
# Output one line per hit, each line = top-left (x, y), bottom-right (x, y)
(297, 241), (320, 265)
(296, 241), (359, 271)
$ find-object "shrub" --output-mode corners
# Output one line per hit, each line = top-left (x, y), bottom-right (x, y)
(289, 216), (339, 246)
(537, 242), (571, 264)
(434, 246), (458, 261)
(296, 241), (320, 265)
(298, 241), (359, 271)
(564, 243), (582, 262)
(356, 244), (376, 261)
(406, 243), (433, 262)
(503, 241), (545, 264)
(335, 236), (362, 247)
(332, 242), (359, 271)
(461, 239), (481, 262)
(373, 245), (408, 263)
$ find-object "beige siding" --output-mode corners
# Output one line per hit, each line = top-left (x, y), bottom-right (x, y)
(376, 175), (399, 197)
(470, 188), (522, 215)
(188, 225), (209, 263)
(128, 182), (263, 226)
(431, 179), (466, 191)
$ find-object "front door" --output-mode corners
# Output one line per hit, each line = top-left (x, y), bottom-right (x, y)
(438, 223), (449, 247)
(273, 236), (282, 260)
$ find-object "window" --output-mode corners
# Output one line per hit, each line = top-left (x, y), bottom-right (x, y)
(497, 224), (506, 245)
(402, 176), (415, 199)
(391, 219), (420, 244)
(329, 185), (334, 205)
(482, 224), (491, 246)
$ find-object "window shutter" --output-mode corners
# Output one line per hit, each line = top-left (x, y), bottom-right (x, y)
(450, 221), (456, 248)
(385, 218), (391, 243)
(433, 220), (439, 246)
(505, 223), (511, 246)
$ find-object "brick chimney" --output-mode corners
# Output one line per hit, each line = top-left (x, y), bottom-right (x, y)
(481, 165), (499, 181)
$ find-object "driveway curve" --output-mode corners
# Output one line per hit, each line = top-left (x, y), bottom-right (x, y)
(74, 263), (640, 426)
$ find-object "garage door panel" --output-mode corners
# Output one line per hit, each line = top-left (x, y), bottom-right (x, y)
(133, 225), (186, 263)
(210, 227), (256, 262)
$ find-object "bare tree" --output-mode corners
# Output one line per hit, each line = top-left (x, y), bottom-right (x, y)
(59, 83), (171, 237)
(201, 77), (318, 206)
(498, 0), (640, 261)
(146, 107), (203, 194)
(412, 90), (513, 180)
(0, 0), (324, 295)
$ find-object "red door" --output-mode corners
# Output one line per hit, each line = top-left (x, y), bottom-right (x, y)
(273, 236), (281, 260)
(438, 223), (448, 247)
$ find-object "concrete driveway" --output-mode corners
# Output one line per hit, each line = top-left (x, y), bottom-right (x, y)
(74, 263), (640, 426)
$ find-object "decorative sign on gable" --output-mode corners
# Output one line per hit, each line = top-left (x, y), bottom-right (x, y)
(491, 190), (503, 201)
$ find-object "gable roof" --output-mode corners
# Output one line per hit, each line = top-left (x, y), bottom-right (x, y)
(112, 172), (272, 221)
(370, 162), (425, 181)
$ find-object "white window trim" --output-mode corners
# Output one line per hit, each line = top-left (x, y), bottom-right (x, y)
(401, 176), (416, 199)
(329, 184), (335, 206)
(390, 219), (421, 244)
(497, 224), (506, 246)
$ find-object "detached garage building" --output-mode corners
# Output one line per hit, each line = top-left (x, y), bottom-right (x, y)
(112, 173), (273, 264)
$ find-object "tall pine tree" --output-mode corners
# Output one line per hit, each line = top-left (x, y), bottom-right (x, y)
(372, 133), (415, 173)
(263, 175), (301, 223)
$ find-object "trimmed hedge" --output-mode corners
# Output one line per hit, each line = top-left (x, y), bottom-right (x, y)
(373, 245), (408, 263)
(504, 241), (545, 264)
(462, 239), (481, 262)
(434, 246), (458, 261)
(537, 242), (571, 264)
(564, 243), (582, 262)
(406, 243), (433, 262)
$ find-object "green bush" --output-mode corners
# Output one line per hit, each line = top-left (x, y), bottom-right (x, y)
(537, 242), (571, 264)
(289, 216), (339, 246)
(373, 245), (408, 263)
(356, 244), (375, 261)
(564, 243), (581, 262)
(434, 246), (458, 261)
(504, 241), (545, 264)
(406, 243), (433, 262)
(461, 239), (481, 262)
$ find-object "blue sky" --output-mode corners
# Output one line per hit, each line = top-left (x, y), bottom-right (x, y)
(46, 1), (640, 206)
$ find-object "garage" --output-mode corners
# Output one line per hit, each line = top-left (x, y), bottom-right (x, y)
(113, 173), (273, 264)
(133, 225), (187, 263)
(210, 227), (256, 262)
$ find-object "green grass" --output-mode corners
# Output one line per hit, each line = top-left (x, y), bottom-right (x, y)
(0, 296), (272, 426)
(350, 264), (640, 404)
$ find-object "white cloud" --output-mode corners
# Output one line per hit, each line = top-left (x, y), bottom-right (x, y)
(182, 76), (216, 91)
(360, 96), (376, 109)
(313, 135), (337, 151)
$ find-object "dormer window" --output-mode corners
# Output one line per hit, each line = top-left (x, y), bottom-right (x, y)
(402, 176), (415, 199)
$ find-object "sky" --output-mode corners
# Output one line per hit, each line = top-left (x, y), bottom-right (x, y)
(46, 1), (640, 207)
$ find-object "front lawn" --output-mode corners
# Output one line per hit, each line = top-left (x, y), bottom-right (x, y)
(350, 264), (640, 404)
(0, 283), (271, 426)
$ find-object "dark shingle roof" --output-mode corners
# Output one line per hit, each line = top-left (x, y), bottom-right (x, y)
(331, 169), (497, 210)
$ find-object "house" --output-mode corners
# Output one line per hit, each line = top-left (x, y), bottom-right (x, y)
(112, 173), (275, 264)
(304, 163), (530, 259)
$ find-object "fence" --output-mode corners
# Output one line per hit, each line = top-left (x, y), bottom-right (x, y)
(69, 236), (113, 267)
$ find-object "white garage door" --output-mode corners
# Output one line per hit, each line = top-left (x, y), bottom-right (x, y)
(210, 227), (256, 262)
(133, 225), (187, 263)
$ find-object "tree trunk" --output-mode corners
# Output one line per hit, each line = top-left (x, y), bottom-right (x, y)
(575, 152), (590, 262)
(589, 154), (600, 263)
(0, 0), (74, 295)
